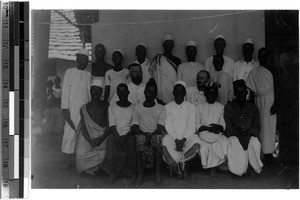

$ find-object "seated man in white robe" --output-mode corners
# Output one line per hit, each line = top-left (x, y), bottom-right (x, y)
(134, 43), (152, 84)
(110, 63), (145, 105)
(177, 41), (205, 87)
(132, 78), (166, 186)
(162, 81), (200, 180)
(75, 79), (110, 175)
(196, 85), (228, 177)
(149, 34), (181, 105)
(224, 80), (263, 181)
(186, 70), (210, 106)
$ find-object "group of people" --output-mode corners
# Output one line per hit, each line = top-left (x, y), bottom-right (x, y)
(59, 34), (278, 186)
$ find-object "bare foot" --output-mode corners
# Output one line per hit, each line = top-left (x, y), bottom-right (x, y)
(63, 162), (72, 171)
(130, 175), (136, 187)
(210, 168), (218, 178)
(249, 171), (258, 181)
(182, 170), (190, 180)
(230, 173), (242, 181)
(154, 176), (163, 186)
(109, 174), (116, 185)
(136, 175), (143, 186)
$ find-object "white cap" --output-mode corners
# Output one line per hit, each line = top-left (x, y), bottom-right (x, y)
(215, 34), (225, 40)
(243, 38), (254, 45)
(174, 80), (187, 89)
(91, 78), (104, 88)
(163, 34), (174, 42)
(113, 49), (124, 56)
(138, 42), (148, 49)
(76, 49), (89, 56)
(186, 40), (197, 48)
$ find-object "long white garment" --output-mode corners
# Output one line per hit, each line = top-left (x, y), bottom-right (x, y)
(177, 62), (205, 87)
(163, 101), (200, 163)
(134, 58), (152, 85)
(204, 55), (234, 78)
(210, 71), (234, 105)
(61, 67), (91, 154)
(105, 68), (130, 101)
(228, 136), (263, 176)
(186, 86), (206, 107)
(153, 55), (177, 104)
(233, 59), (259, 81)
(246, 66), (277, 154)
(196, 102), (228, 168)
(110, 82), (145, 105)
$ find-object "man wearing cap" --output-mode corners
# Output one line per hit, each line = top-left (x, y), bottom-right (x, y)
(186, 70), (210, 106)
(177, 41), (205, 87)
(134, 44), (152, 85)
(75, 79), (110, 175)
(104, 49), (130, 102)
(110, 63), (146, 105)
(61, 49), (91, 170)
(204, 35), (234, 78)
(150, 34), (181, 105)
(163, 81), (200, 180)
(233, 38), (259, 81)
(196, 85), (228, 177)
(224, 79), (263, 180)
(246, 47), (277, 165)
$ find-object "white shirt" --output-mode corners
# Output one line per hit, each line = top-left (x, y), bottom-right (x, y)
(204, 55), (235, 78)
(108, 103), (134, 136)
(177, 62), (205, 87)
(134, 58), (152, 85)
(110, 82), (146, 105)
(165, 101), (196, 140)
(233, 59), (259, 81)
(186, 86), (207, 107)
(105, 68), (130, 101)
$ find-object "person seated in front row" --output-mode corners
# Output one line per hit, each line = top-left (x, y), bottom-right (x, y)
(162, 81), (201, 180)
(224, 79), (263, 181)
(75, 79), (110, 175)
(102, 83), (136, 185)
(132, 78), (166, 186)
(196, 85), (229, 177)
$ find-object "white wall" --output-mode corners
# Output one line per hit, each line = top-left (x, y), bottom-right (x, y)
(91, 10), (265, 67)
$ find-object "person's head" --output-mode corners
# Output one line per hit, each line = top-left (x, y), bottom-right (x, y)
(233, 79), (248, 103)
(135, 44), (147, 61)
(213, 55), (224, 71)
(242, 39), (254, 61)
(128, 63), (143, 85)
(204, 85), (219, 104)
(214, 35), (226, 55)
(54, 76), (61, 87)
(116, 83), (129, 102)
(90, 79), (104, 101)
(186, 41), (198, 61)
(197, 70), (210, 90)
(258, 47), (269, 67)
(94, 44), (106, 60)
(76, 49), (89, 70)
(47, 80), (53, 89)
(173, 81), (187, 104)
(112, 50), (124, 66)
(162, 34), (174, 53)
(144, 78), (158, 102)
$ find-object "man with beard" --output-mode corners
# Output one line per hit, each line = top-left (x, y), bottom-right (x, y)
(186, 70), (210, 106)
(177, 41), (205, 87)
(110, 63), (145, 105)
(149, 34), (181, 105)
(134, 43), (152, 85)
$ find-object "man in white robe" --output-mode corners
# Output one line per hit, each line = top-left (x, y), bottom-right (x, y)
(134, 43), (152, 85)
(177, 41), (205, 87)
(196, 85), (228, 177)
(224, 80), (263, 181)
(150, 34), (181, 105)
(110, 63), (145, 105)
(163, 81), (200, 180)
(246, 47), (277, 164)
(61, 49), (91, 169)
(205, 34), (234, 78)
(186, 70), (210, 106)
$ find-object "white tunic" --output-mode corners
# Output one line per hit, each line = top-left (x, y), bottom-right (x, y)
(61, 67), (91, 154)
(177, 62), (205, 87)
(186, 86), (206, 107)
(204, 55), (234, 78)
(233, 59), (259, 81)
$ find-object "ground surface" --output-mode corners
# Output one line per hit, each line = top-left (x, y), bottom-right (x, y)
(31, 134), (299, 189)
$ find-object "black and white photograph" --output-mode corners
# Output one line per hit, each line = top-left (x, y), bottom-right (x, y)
(30, 1), (299, 193)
